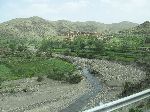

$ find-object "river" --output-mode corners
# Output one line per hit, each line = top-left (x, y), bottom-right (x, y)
(60, 66), (102, 112)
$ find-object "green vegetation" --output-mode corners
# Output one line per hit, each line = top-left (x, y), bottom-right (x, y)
(37, 76), (44, 82)
(129, 108), (143, 112)
(0, 57), (77, 83)
(67, 73), (83, 84)
(0, 77), (3, 86)
(128, 99), (150, 112)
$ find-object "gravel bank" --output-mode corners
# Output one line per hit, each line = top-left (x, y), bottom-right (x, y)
(0, 75), (90, 112)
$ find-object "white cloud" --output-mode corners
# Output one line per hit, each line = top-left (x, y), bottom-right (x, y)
(59, 0), (89, 12)
(0, 0), (149, 23)
(100, 0), (149, 11)
(26, 0), (50, 4)
(99, 0), (150, 22)
(18, 0), (89, 16)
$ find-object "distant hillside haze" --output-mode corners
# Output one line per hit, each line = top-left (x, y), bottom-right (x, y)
(0, 16), (139, 39)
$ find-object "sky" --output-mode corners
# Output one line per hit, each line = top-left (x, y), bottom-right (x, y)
(0, 0), (150, 23)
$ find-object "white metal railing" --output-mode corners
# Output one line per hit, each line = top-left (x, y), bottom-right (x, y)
(83, 89), (150, 112)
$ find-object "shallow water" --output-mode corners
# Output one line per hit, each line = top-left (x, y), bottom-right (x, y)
(60, 67), (102, 112)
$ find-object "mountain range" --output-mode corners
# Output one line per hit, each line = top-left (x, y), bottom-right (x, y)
(0, 16), (138, 39)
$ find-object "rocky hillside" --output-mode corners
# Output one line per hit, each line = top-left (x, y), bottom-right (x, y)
(0, 16), (138, 39)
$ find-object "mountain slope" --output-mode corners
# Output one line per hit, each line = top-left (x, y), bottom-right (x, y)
(109, 21), (138, 32)
(120, 21), (150, 35)
(133, 21), (150, 35)
(0, 16), (57, 39)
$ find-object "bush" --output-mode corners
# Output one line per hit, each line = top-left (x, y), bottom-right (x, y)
(22, 88), (28, 92)
(63, 49), (71, 56)
(68, 73), (82, 84)
(121, 81), (143, 97)
(121, 82), (133, 96)
(47, 69), (64, 81)
(0, 77), (3, 86)
(47, 70), (82, 84)
(129, 108), (143, 112)
(37, 76), (44, 82)
(10, 88), (16, 94)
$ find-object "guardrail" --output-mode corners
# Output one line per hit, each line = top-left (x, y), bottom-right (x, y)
(83, 89), (150, 112)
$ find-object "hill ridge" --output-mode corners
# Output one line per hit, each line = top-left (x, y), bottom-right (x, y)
(0, 16), (139, 39)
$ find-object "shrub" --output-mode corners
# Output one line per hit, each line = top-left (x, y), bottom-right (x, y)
(0, 77), (3, 86)
(37, 76), (44, 82)
(10, 88), (16, 94)
(63, 49), (71, 56)
(129, 108), (143, 112)
(47, 70), (63, 81)
(68, 73), (82, 84)
(121, 82), (142, 97)
(121, 82), (133, 96)
(22, 88), (28, 92)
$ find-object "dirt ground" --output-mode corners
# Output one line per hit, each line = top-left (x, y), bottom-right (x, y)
(0, 76), (90, 112)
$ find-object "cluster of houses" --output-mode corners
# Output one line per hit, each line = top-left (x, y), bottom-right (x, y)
(62, 30), (103, 41)
(64, 31), (102, 37)
(63, 30), (115, 42)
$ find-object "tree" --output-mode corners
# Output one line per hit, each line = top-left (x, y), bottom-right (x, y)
(39, 39), (53, 54)
(120, 39), (130, 52)
(94, 38), (104, 52)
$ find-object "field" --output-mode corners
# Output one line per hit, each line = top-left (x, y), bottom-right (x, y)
(0, 58), (76, 81)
